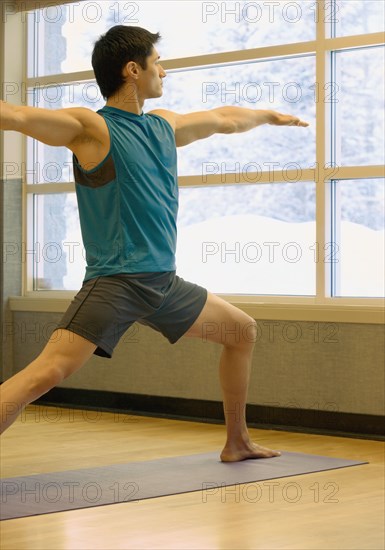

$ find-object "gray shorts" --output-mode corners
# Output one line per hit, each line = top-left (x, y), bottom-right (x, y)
(56, 272), (208, 358)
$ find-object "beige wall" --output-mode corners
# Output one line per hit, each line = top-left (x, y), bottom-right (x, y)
(1, 180), (23, 383)
(8, 310), (385, 416)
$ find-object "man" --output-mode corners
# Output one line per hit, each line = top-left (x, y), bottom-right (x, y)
(0, 26), (308, 460)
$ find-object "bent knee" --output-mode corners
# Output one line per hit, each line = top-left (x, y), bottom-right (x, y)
(221, 315), (258, 349)
(242, 317), (258, 344)
(239, 316), (258, 347)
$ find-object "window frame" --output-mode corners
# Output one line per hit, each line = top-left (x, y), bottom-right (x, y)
(3, 0), (385, 323)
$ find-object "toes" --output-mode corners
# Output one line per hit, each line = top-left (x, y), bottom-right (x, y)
(251, 445), (281, 458)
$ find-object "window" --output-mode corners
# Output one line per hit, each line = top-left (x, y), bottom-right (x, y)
(332, 0), (385, 37)
(15, 0), (385, 301)
(177, 181), (316, 295)
(28, 0), (316, 76)
(147, 55), (316, 175)
(333, 46), (384, 167)
(331, 178), (384, 298)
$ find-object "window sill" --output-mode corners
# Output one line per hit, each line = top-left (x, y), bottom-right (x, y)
(8, 295), (385, 324)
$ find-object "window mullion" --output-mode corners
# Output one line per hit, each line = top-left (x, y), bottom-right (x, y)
(330, 48), (342, 296)
(315, 0), (331, 302)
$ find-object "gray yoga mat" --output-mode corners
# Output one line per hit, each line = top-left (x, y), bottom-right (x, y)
(0, 451), (367, 520)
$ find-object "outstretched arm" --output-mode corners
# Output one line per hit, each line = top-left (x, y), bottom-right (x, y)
(0, 100), (107, 148)
(148, 107), (309, 147)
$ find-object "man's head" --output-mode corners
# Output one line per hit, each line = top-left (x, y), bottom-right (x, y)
(92, 25), (164, 100)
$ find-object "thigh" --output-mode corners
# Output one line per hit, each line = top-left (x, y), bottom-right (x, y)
(184, 292), (256, 346)
(38, 329), (97, 377)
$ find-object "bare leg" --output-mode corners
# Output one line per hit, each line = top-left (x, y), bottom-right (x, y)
(0, 329), (96, 434)
(185, 292), (281, 462)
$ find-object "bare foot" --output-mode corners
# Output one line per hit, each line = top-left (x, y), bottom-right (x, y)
(220, 441), (281, 462)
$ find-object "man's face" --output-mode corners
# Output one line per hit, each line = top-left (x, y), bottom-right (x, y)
(139, 47), (166, 99)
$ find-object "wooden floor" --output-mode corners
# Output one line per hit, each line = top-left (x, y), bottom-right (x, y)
(0, 405), (384, 550)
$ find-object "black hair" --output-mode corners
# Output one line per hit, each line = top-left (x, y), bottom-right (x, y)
(92, 25), (161, 99)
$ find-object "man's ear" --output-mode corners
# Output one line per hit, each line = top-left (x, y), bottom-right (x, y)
(123, 61), (140, 80)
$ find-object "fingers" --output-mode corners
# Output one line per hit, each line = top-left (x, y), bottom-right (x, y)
(274, 113), (309, 127)
(291, 118), (309, 127)
(282, 115), (309, 127)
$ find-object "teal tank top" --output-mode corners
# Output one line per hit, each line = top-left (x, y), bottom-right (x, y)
(73, 106), (178, 281)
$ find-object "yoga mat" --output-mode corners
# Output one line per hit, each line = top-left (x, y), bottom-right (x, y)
(0, 451), (367, 520)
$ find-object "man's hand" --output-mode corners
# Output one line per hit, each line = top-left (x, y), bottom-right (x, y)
(268, 111), (309, 127)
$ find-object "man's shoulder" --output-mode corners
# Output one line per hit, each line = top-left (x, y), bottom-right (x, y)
(146, 109), (176, 132)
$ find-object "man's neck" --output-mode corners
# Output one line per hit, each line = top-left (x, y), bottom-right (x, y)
(106, 86), (144, 115)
